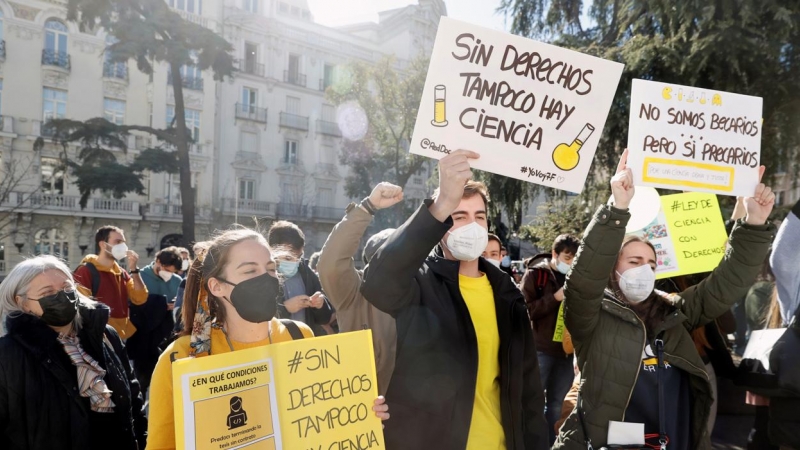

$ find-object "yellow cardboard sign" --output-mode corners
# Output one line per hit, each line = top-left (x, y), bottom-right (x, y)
(628, 192), (728, 279)
(172, 330), (384, 450)
(552, 301), (565, 343)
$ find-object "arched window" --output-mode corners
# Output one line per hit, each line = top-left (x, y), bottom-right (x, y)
(43, 19), (69, 69)
(103, 35), (127, 80)
(34, 228), (69, 259)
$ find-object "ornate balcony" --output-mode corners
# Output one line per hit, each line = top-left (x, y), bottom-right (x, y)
(42, 49), (71, 70)
(283, 70), (306, 87)
(103, 61), (128, 80)
(279, 112), (309, 131)
(235, 103), (268, 123)
(242, 60), (265, 77)
(316, 119), (341, 137)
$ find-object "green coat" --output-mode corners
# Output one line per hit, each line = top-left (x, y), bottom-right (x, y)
(555, 204), (775, 450)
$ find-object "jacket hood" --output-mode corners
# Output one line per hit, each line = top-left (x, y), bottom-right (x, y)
(80, 254), (123, 274)
(525, 253), (552, 270)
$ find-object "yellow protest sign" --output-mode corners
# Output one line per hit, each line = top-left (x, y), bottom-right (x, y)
(628, 192), (728, 279)
(552, 301), (565, 343)
(172, 330), (384, 450)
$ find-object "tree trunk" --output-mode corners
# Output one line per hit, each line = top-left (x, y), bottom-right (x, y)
(169, 61), (196, 247)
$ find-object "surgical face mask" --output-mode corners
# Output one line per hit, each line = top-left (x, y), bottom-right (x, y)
(158, 269), (173, 282)
(556, 260), (571, 275)
(616, 264), (656, 303)
(500, 255), (511, 267)
(108, 243), (128, 261)
(30, 288), (79, 327)
(487, 258), (501, 268)
(277, 260), (300, 278)
(217, 272), (280, 323)
(181, 260), (190, 271)
(444, 222), (489, 262)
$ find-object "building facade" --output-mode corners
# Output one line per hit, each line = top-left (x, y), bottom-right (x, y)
(0, 0), (445, 277)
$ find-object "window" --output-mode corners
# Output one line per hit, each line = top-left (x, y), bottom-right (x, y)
(284, 140), (298, 164)
(45, 20), (68, 54)
(413, 176), (423, 185)
(279, 2), (289, 13)
(104, 98), (126, 125)
(0, 79), (3, 115)
(242, 87), (257, 108)
(323, 64), (335, 89)
(322, 104), (335, 122)
(288, 54), (300, 78)
(103, 36), (127, 79)
(316, 188), (333, 206)
(169, 0), (202, 14)
(165, 173), (181, 203)
(240, 131), (257, 153)
(244, 42), (258, 72)
(34, 229), (69, 258)
(0, 10), (4, 47)
(166, 106), (201, 141)
(239, 179), (255, 200)
(286, 96), (300, 114)
(244, 0), (258, 13)
(302, 10), (311, 20)
(148, 102), (153, 127)
(320, 143), (335, 164)
(40, 157), (65, 195)
(43, 88), (68, 123)
(291, 6), (299, 16)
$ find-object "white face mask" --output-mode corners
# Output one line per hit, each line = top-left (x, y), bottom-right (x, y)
(556, 260), (571, 275)
(181, 260), (190, 271)
(616, 264), (656, 303)
(487, 258), (501, 268)
(158, 269), (173, 282)
(444, 222), (489, 262)
(108, 243), (128, 261)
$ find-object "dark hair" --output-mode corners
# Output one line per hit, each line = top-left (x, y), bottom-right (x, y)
(552, 234), (580, 255)
(432, 180), (490, 209)
(267, 221), (305, 251)
(487, 233), (502, 247)
(181, 229), (268, 336)
(95, 225), (124, 253)
(308, 251), (321, 272)
(156, 246), (183, 270)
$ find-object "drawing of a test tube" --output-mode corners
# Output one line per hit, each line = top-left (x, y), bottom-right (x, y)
(431, 85), (449, 127)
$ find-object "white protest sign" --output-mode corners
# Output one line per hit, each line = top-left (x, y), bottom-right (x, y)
(627, 79), (763, 197)
(410, 17), (624, 193)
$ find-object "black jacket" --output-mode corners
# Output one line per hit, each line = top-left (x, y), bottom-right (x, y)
(0, 304), (146, 450)
(361, 201), (549, 450)
(276, 259), (335, 336)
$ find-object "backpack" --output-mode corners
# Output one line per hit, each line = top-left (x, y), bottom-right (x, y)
(81, 262), (102, 297)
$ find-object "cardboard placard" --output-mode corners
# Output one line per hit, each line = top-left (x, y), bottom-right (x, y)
(627, 192), (728, 279)
(409, 17), (624, 193)
(627, 79), (763, 196)
(172, 331), (383, 450)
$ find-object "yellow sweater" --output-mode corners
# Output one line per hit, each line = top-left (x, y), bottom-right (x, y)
(147, 320), (314, 450)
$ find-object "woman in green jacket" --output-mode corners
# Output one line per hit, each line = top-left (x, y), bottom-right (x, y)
(554, 150), (776, 450)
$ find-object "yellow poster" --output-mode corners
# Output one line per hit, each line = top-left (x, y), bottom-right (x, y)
(172, 330), (384, 450)
(628, 192), (728, 279)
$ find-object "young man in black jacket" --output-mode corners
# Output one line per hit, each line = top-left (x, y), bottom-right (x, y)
(361, 149), (548, 450)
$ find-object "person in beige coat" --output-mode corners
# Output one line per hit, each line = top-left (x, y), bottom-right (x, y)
(317, 182), (403, 395)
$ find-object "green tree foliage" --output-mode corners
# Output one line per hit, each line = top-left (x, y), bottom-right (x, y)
(66, 0), (235, 245)
(499, 0), (800, 183)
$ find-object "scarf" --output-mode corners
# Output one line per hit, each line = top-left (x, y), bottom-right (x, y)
(57, 333), (115, 413)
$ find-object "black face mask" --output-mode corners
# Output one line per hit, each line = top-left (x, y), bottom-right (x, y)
(31, 289), (79, 327)
(217, 272), (280, 323)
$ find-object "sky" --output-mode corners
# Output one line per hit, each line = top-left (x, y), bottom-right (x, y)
(306, 0), (511, 32)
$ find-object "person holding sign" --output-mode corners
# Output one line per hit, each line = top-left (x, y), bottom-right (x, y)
(361, 150), (548, 450)
(556, 150), (776, 450)
(147, 229), (390, 450)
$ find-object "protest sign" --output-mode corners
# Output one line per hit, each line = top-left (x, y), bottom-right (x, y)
(627, 79), (763, 197)
(172, 330), (383, 450)
(627, 192), (728, 279)
(409, 17), (624, 193)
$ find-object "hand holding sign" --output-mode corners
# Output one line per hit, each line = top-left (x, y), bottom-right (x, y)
(610, 149), (635, 210)
(743, 166), (775, 226)
(429, 149), (480, 222)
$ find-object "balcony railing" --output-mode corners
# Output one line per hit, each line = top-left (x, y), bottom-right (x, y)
(0, 41), (5, 60)
(93, 198), (137, 214)
(276, 202), (308, 219)
(146, 203), (182, 217)
(242, 60), (265, 77)
(283, 70), (306, 87)
(279, 112), (309, 131)
(223, 198), (276, 216)
(103, 61), (128, 80)
(316, 119), (341, 137)
(168, 74), (204, 91)
(235, 103), (268, 123)
(312, 206), (341, 221)
(42, 49), (71, 70)
(0, 192), (140, 216)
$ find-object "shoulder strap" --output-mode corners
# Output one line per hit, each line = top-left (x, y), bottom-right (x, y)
(84, 262), (101, 297)
(279, 319), (305, 340)
(655, 332), (668, 450)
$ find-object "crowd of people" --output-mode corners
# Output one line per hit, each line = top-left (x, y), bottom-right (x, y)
(0, 147), (798, 450)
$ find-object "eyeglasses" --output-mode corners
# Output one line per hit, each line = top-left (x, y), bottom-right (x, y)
(26, 286), (76, 303)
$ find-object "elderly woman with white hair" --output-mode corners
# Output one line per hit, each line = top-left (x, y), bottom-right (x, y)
(0, 255), (147, 450)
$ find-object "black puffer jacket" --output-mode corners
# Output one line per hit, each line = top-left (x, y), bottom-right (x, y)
(0, 303), (147, 450)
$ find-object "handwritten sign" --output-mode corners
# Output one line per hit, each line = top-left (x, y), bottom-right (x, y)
(172, 331), (383, 450)
(627, 79), (763, 197)
(627, 192), (728, 279)
(409, 17), (624, 193)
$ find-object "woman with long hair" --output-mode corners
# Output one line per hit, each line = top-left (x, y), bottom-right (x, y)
(0, 255), (147, 449)
(147, 228), (388, 449)
(554, 150), (776, 450)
